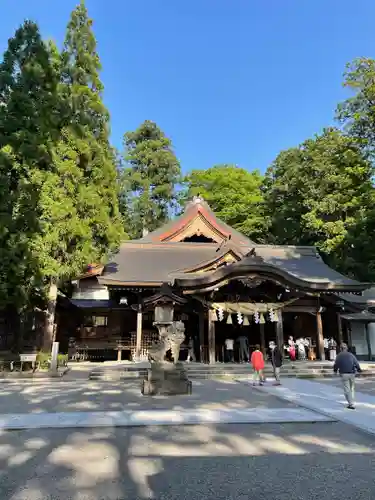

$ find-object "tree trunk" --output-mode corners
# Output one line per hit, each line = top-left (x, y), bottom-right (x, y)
(43, 281), (58, 352)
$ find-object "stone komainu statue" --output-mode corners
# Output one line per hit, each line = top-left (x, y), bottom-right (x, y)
(148, 320), (186, 363)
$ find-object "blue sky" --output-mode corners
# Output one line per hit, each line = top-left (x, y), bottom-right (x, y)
(2, 0), (375, 173)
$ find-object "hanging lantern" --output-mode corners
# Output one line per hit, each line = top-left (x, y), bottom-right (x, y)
(243, 315), (250, 326)
(274, 310), (280, 322)
(226, 314), (233, 324)
(237, 312), (243, 324)
(217, 307), (224, 321)
(259, 313), (265, 324)
(254, 311), (260, 324)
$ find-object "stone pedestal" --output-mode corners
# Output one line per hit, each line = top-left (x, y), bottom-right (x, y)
(141, 362), (192, 396)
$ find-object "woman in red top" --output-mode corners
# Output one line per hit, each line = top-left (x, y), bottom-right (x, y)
(250, 344), (265, 386)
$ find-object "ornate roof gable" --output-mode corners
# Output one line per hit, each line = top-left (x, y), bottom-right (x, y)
(139, 196), (253, 245)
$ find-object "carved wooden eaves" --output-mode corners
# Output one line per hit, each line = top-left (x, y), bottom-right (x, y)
(182, 250), (241, 274)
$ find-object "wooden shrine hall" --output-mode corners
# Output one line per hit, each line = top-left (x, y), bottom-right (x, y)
(57, 196), (371, 363)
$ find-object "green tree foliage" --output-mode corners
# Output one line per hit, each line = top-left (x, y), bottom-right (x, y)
(183, 164), (267, 242)
(121, 120), (181, 238)
(263, 128), (374, 274)
(337, 57), (375, 154)
(335, 58), (375, 279)
(0, 3), (123, 348)
(33, 0), (123, 346)
(0, 21), (61, 312)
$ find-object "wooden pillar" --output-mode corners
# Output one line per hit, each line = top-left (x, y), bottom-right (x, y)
(136, 307), (142, 359)
(275, 310), (284, 351)
(337, 312), (343, 345)
(198, 310), (205, 363)
(260, 323), (266, 355)
(208, 309), (216, 364)
(316, 310), (325, 360)
(365, 322), (372, 361)
(117, 348), (122, 361)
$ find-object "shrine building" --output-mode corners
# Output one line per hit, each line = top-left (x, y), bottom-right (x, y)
(57, 196), (373, 363)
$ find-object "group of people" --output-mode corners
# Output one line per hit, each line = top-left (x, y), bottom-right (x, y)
(250, 341), (283, 386)
(250, 340), (362, 410)
(224, 336), (250, 363)
(284, 336), (338, 362)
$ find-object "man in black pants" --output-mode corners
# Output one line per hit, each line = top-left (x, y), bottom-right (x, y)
(270, 342), (283, 385)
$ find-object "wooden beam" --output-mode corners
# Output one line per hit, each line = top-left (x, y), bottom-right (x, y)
(260, 323), (266, 356)
(136, 307), (143, 359)
(365, 322), (372, 361)
(208, 309), (216, 364)
(316, 310), (325, 360)
(275, 311), (284, 352)
(336, 312), (343, 345)
(199, 309), (205, 362)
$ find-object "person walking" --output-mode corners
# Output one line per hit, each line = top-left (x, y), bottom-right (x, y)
(187, 337), (196, 363)
(270, 342), (283, 385)
(250, 344), (265, 386)
(334, 343), (362, 409)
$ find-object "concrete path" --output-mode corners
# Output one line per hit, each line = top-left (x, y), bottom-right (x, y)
(240, 377), (375, 436)
(0, 407), (333, 430)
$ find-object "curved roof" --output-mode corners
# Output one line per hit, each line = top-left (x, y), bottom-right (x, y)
(174, 253), (367, 292)
(94, 196), (371, 292)
(98, 241), (369, 292)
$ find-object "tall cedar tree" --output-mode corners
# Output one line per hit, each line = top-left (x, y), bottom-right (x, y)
(183, 164), (267, 242)
(0, 21), (62, 346)
(34, 1), (123, 348)
(263, 128), (374, 277)
(121, 120), (181, 238)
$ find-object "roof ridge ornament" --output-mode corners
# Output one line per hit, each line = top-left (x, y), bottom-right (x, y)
(185, 194), (208, 211)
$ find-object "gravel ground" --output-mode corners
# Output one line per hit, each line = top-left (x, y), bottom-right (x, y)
(0, 422), (374, 500)
(0, 379), (296, 414)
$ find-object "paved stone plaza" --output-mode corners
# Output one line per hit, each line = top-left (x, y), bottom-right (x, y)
(0, 379), (297, 414)
(0, 422), (374, 500)
(1, 377), (375, 499)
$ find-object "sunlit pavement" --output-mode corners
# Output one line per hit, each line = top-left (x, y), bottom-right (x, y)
(319, 375), (375, 395)
(2, 378), (375, 499)
(0, 379), (297, 414)
(241, 377), (375, 437)
(0, 422), (374, 499)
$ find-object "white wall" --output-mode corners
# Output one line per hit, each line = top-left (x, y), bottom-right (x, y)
(72, 277), (109, 301)
(350, 322), (368, 355)
(368, 323), (375, 354)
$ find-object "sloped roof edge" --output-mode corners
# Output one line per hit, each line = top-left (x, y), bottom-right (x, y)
(174, 259), (371, 292)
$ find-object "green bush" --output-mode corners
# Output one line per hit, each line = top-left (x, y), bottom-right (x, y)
(58, 353), (68, 367)
(36, 351), (68, 369)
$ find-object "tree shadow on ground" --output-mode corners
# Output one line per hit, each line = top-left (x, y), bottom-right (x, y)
(0, 421), (374, 499)
(0, 379), (297, 415)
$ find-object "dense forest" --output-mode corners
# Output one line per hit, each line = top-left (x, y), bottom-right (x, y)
(1, 1), (375, 344)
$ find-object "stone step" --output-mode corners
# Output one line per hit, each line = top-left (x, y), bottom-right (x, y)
(88, 367), (375, 381)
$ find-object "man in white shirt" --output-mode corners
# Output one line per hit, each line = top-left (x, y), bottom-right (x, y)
(225, 338), (234, 362)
